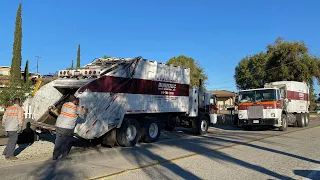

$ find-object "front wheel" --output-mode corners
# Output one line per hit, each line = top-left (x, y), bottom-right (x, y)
(279, 114), (288, 131)
(116, 118), (141, 147)
(243, 125), (252, 131)
(195, 116), (209, 135)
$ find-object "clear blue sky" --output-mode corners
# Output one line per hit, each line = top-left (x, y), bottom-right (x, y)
(0, 0), (319, 92)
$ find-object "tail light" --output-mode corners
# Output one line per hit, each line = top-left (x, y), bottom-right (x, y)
(59, 71), (62, 75)
(89, 71), (92, 75)
(93, 71), (96, 74)
(63, 71), (66, 75)
(85, 71), (87, 75)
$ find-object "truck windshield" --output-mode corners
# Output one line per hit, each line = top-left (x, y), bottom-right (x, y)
(239, 89), (276, 103)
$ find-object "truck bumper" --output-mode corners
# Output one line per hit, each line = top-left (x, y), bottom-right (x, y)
(238, 118), (278, 126)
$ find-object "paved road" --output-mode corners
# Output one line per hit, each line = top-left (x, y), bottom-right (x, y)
(0, 120), (320, 180)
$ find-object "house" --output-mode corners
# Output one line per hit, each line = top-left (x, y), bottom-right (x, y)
(209, 90), (236, 110)
(0, 66), (11, 76)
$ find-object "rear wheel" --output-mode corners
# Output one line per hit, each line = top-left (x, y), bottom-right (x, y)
(296, 113), (305, 127)
(141, 119), (161, 143)
(116, 118), (141, 147)
(165, 116), (176, 131)
(304, 113), (309, 127)
(279, 114), (288, 131)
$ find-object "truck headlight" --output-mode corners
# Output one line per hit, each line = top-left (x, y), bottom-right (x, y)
(271, 113), (275, 117)
(239, 114), (243, 118)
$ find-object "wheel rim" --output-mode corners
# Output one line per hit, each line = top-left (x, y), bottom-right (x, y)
(201, 119), (208, 132)
(126, 125), (137, 141)
(149, 123), (159, 139)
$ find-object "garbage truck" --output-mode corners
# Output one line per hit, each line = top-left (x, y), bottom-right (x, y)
(237, 81), (310, 131)
(30, 56), (218, 147)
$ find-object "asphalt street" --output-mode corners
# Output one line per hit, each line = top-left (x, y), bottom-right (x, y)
(0, 120), (320, 180)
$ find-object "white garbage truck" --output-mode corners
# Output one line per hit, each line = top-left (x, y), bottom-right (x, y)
(30, 56), (218, 147)
(237, 81), (310, 131)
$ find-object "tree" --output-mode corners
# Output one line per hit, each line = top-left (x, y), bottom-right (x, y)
(71, 60), (74, 69)
(0, 82), (32, 108)
(234, 37), (320, 109)
(23, 60), (29, 82)
(76, 44), (81, 68)
(103, 55), (112, 59)
(234, 52), (267, 90)
(10, 3), (23, 83)
(167, 55), (208, 88)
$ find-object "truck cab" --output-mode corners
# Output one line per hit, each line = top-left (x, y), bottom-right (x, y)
(237, 87), (284, 130)
(237, 81), (310, 131)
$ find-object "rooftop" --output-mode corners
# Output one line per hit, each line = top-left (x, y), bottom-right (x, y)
(209, 90), (236, 98)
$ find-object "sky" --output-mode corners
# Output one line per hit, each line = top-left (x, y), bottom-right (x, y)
(0, 0), (319, 92)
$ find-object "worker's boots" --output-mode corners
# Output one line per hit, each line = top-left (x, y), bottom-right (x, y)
(5, 156), (18, 160)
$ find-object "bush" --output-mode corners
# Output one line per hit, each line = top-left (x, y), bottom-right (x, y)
(0, 81), (32, 108)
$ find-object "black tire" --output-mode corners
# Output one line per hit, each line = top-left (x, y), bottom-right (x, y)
(116, 118), (141, 147)
(165, 116), (176, 131)
(296, 113), (305, 127)
(279, 114), (288, 131)
(304, 113), (309, 127)
(141, 119), (161, 143)
(195, 116), (209, 135)
(243, 125), (252, 131)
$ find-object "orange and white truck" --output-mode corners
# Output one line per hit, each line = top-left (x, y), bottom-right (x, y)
(237, 81), (310, 131)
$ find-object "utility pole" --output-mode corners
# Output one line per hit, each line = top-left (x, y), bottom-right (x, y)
(35, 56), (41, 74)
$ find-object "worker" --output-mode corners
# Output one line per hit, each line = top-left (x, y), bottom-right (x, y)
(2, 98), (24, 160)
(53, 95), (88, 160)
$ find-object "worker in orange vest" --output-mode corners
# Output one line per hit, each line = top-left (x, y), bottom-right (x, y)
(2, 98), (24, 160)
(53, 95), (87, 160)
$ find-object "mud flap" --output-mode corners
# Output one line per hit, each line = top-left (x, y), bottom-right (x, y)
(209, 114), (217, 125)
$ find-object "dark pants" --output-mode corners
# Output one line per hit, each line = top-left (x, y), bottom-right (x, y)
(3, 131), (18, 158)
(53, 127), (73, 159)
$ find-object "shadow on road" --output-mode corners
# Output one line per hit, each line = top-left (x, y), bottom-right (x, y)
(24, 125), (319, 180)
(29, 160), (78, 180)
(293, 170), (320, 180)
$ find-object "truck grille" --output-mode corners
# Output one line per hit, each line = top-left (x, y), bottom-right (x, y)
(248, 106), (263, 119)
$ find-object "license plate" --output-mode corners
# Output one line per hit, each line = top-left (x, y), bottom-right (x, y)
(253, 120), (259, 124)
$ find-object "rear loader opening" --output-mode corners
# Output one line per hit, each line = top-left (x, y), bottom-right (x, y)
(37, 88), (79, 125)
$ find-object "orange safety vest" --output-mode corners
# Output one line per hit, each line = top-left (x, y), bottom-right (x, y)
(55, 102), (85, 129)
(2, 104), (24, 131)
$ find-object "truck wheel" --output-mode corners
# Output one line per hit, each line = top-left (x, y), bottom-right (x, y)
(296, 113), (305, 127)
(279, 114), (288, 131)
(304, 113), (309, 127)
(141, 120), (161, 143)
(165, 116), (176, 131)
(116, 118), (141, 147)
(196, 116), (209, 135)
(243, 125), (252, 131)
